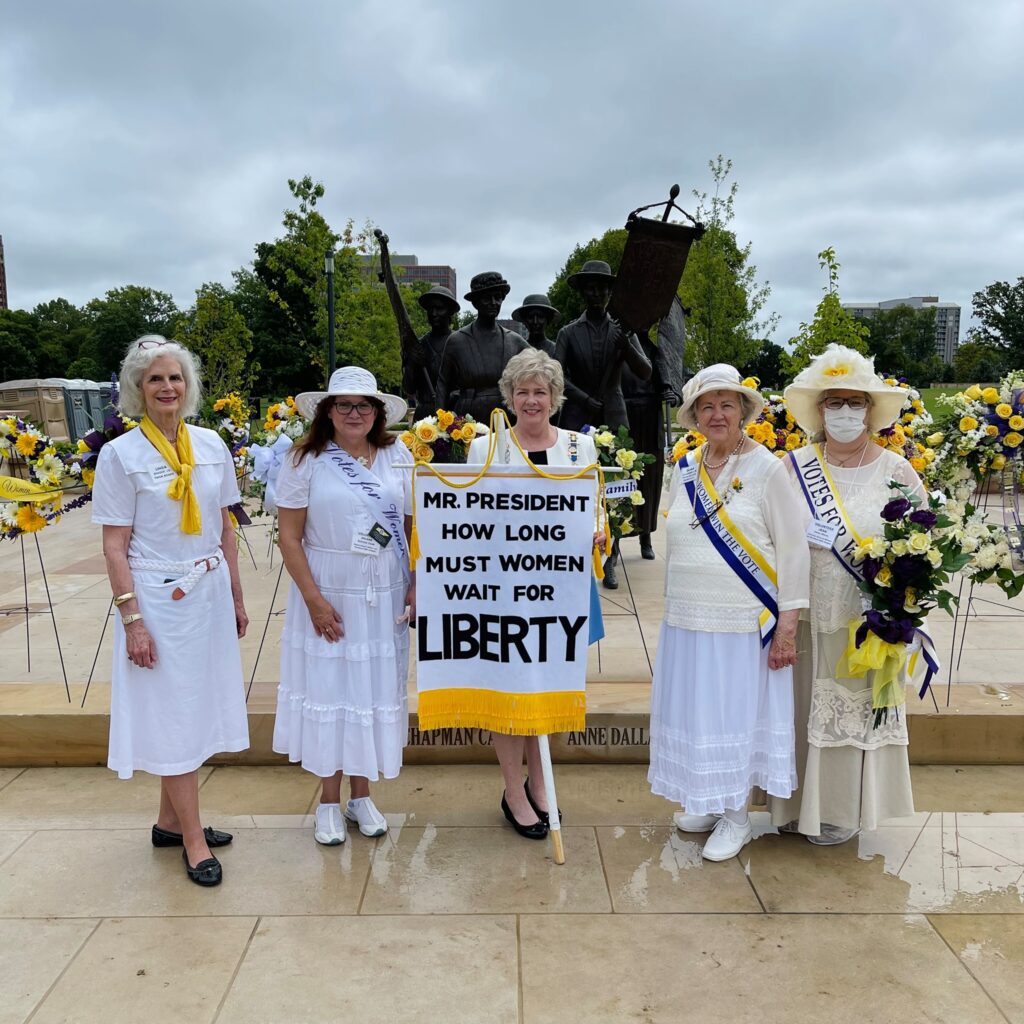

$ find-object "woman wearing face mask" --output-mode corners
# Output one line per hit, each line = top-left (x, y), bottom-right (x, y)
(772, 345), (923, 844)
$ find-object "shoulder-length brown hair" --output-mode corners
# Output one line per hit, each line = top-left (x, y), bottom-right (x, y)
(291, 396), (397, 464)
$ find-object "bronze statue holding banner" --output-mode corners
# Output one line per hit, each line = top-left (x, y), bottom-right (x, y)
(374, 229), (460, 420)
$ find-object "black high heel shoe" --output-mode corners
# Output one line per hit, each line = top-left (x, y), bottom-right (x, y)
(501, 792), (548, 840)
(524, 777), (562, 826)
(182, 849), (222, 887)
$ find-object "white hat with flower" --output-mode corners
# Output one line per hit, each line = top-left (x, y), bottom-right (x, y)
(784, 344), (907, 436)
(296, 366), (407, 424)
(677, 363), (765, 429)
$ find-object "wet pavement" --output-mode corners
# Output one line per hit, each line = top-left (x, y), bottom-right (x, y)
(1, 763), (1022, 1023)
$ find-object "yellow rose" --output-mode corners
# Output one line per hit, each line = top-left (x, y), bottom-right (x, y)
(415, 422), (439, 443)
(964, 385), (983, 400)
(959, 417), (978, 432)
(1009, 416), (1024, 431)
(399, 431), (415, 448)
(991, 453), (1007, 470)
(909, 532), (931, 552)
(595, 431), (614, 447)
(618, 519), (634, 535)
(986, 425), (1000, 437)
(875, 565), (892, 587)
(1003, 432), (1023, 449)
(460, 422), (477, 441)
(910, 457), (925, 472)
(926, 432), (945, 447)
(927, 547), (942, 568)
(629, 490), (645, 506)
(923, 448), (935, 464)
(869, 537), (888, 559)
(982, 387), (1000, 404)
(615, 449), (636, 470)
(996, 403), (1013, 419)
(890, 539), (909, 556)
(412, 442), (433, 462)
(450, 428), (463, 441)
(436, 410), (455, 430)
(854, 538), (876, 560)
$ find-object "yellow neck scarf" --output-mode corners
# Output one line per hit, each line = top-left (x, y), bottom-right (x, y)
(140, 416), (202, 535)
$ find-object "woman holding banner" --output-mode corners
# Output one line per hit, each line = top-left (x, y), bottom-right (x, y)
(467, 348), (602, 839)
(771, 345), (921, 844)
(649, 364), (809, 861)
(92, 335), (249, 887)
(273, 367), (414, 846)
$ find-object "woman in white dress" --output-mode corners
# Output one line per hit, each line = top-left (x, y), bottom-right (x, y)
(771, 344), (921, 843)
(649, 364), (809, 861)
(273, 367), (414, 845)
(466, 349), (603, 840)
(92, 335), (250, 887)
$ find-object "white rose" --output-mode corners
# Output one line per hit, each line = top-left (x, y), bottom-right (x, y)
(629, 490), (645, 506)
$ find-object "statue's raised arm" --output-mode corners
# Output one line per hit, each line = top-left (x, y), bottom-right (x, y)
(374, 229), (420, 366)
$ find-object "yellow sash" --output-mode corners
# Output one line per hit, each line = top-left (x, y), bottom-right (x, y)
(140, 416), (202, 535)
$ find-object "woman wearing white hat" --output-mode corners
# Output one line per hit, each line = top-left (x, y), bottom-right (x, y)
(273, 367), (415, 845)
(649, 364), (809, 861)
(771, 344), (923, 843)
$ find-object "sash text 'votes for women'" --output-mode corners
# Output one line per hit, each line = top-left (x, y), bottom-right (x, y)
(415, 468), (594, 691)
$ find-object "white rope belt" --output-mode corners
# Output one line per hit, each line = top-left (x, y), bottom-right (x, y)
(129, 552), (223, 601)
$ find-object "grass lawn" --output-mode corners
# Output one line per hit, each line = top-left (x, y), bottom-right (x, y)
(921, 386), (961, 418)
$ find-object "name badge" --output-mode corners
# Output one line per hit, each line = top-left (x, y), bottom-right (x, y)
(351, 523), (393, 556)
(806, 519), (842, 548)
(151, 463), (177, 484)
(678, 465), (698, 484)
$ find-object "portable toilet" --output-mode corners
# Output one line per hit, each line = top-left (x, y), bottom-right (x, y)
(0, 379), (71, 442)
(97, 380), (114, 415)
(46, 378), (97, 442)
(79, 380), (105, 430)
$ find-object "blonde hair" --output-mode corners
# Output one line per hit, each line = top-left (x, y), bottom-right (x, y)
(117, 335), (203, 419)
(499, 348), (566, 411)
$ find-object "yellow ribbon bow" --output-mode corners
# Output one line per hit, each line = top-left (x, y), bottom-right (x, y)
(140, 416), (202, 535)
(836, 620), (908, 712)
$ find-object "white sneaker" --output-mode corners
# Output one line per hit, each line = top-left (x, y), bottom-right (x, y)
(702, 816), (753, 861)
(344, 797), (389, 837)
(807, 824), (859, 846)
(314, 803), (347, 845)
(673, 811), (721, 833)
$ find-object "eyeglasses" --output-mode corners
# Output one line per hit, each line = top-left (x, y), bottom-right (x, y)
(136, 339), (172, 350)
(333, 400), (376, 416)
(690, 500), (723, 529)
(822, 396), (870, 411)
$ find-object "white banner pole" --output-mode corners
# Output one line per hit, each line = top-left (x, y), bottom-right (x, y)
(537, 734), (564, 865)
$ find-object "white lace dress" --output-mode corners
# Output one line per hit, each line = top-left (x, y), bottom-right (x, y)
(770, 446), (924, 832)
(271, 442), (412, 780)
(648, 444), (810, 814)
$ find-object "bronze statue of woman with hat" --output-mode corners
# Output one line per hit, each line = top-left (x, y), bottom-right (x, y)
(511, 293), (561, 357)
(553, 260), (651, 432)
(435, 271), (528, 425)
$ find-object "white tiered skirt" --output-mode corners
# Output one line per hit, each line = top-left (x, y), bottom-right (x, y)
(273, 545), (410, 780)
(648, 623), (796, 814)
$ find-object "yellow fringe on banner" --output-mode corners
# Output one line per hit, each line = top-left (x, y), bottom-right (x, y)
(417, 688), (586, 735)
(407, 409), (609, 577)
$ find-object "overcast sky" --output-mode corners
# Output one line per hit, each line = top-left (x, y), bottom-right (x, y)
(3, 0), (1022, 346)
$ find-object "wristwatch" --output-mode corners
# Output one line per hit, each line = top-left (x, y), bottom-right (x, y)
(121, 613), (144, 626)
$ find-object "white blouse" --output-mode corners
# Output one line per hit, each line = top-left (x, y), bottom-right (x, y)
(664, 444), (810, 633)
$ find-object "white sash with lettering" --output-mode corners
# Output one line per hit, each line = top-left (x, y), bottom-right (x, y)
(679, 450), (779, 647)
(322, 444), (409, 577)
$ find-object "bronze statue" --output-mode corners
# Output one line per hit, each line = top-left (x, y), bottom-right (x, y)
(435, 271), (527, 423)
(554, 260), (652, 432)
(374, 229), (459, 419)
(511, 293), (560, 356)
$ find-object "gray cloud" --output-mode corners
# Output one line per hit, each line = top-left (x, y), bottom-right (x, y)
(2, 0), (1021, 348)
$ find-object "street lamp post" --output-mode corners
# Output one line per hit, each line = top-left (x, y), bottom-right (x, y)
(325, 250), (336, 381)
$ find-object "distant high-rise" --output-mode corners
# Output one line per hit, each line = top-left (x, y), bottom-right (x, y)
(358, 253), (456, 296)
(842, 296), (961, 364)
(0, 235), (8, 310)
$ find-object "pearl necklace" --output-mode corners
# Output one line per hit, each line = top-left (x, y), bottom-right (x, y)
(703, 434), (745, 471)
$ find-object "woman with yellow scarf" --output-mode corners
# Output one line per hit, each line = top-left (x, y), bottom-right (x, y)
(92, 336), (250, 887)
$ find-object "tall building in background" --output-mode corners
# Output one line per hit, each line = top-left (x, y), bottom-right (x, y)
(358, 253), (456, 295)
(0, 235), (8, 310)
(843, 296), (961, 364)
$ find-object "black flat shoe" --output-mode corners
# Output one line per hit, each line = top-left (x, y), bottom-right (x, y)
(182, 850), (222, 887)
(639, 534), (655, 560)
(500, 793), (548, 840)
(524, 777), (562, 826)
(152, 825), (233, 848)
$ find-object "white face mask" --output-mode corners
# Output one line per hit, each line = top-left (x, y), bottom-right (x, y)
(823, 406), (868, 443)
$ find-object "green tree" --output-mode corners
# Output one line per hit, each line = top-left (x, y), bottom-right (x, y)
(739, 340), (787, 390)
(783, 248), (870, 378)
(547, 157), (776, 370)
(858, 304), (943, 386)
(967, 277), (1024, 365)
(82, 285), (178, 377)
(953, 341), (1009, 383)
(0, 309), (39, 381)
(33, 298), (91, 378)
(173, 283), (257, 397)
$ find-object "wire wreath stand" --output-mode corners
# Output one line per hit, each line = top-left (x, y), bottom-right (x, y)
(944, 467), (1024, 706)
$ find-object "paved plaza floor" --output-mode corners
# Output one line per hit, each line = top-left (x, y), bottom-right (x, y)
(1, 762), (1023, 1024)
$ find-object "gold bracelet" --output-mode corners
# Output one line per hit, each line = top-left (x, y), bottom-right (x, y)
(113, 592), (136, 607)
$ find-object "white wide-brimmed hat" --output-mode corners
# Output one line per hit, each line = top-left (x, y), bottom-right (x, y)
(295, 366), (408, 424)
(677, 363), (765, 430)
(783, 344), (906, 436)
